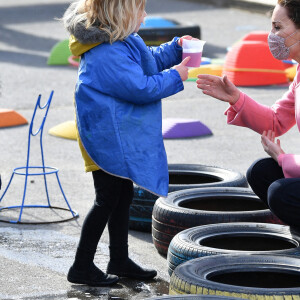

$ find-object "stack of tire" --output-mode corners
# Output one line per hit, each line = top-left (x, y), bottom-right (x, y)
(152, 186), (283, 256)
(148, 166), (300, 298)
(129, 164), (248, 232)
(161, 192), (300, 298)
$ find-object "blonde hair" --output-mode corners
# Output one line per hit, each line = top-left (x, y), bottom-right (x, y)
(66, 0), (146, 43)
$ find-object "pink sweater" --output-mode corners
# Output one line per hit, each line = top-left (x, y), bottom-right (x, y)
(225, 64), (300, 178)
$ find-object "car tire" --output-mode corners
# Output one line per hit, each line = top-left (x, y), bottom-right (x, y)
(130, 164), (248, 232)
(170, 254), (300, 297)
(167, 222), (300, 275)
(152, 187), (283, 256)
(149, 295), (244, 300)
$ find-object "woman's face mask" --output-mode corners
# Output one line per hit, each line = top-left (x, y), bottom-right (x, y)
(268, 30), (300, 61)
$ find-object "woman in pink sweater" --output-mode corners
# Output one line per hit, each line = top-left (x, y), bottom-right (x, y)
(197, 0), (300, 231)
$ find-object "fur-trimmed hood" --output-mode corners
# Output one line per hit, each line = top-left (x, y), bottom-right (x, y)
(63, 2), (110, 44)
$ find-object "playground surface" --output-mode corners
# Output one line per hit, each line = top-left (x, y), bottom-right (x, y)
(1, 0), (299, 299)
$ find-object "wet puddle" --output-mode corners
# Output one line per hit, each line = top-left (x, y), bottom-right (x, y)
(67, 278), (169, 299)
(0, 227), (170, 299)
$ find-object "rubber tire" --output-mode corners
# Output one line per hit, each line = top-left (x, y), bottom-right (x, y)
(169, 254), (300, 297)
(152, 187), (283, 256)
(168, 222), (300, 275)
(149, 295), (243, 300)
(130, 164), (248, 232)
(129, 199), (153, 232)
(139, 23), (201, 46)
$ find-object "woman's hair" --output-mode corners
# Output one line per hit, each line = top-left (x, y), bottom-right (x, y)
(278, 0), (300, 28)
(67, 0), (146, 43)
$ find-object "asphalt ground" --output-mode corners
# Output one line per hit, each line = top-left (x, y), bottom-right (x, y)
(0, 0), (298, 299)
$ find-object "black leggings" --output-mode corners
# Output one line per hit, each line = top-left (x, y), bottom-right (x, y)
(76, 169), (133, 263)
(247, 158), (300, 230)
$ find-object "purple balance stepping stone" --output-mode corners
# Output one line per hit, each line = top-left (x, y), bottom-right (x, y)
(162, 118), (212, 139)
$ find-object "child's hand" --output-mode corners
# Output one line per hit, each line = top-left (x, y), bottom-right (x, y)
(178, 35), (199, 47)
(173, 56), (191, 81)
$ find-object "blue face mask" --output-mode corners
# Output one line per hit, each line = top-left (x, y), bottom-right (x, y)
(268, 30), (300, 60)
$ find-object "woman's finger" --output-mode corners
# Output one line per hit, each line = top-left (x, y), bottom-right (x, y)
(269, 130), (274, 140)
(197, 83), (213, 90)
(271, 131), (275, 143)
(196, 79), (214, 86)
(197, 74), (221, 82)
(277, 139), (281, 147)
(222, 75), (231, 86)
(261, 132), (269, 147)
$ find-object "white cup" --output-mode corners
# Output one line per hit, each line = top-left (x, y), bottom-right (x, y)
(182, 39), (206, 68)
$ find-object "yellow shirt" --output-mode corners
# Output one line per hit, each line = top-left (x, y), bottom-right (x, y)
(70, 35), (102, 172)
(75, 120), (100, 172)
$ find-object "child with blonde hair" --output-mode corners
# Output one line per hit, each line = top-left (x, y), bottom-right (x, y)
(63, 0), (193, 286)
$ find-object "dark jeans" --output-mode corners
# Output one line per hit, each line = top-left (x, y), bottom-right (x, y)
(74, 168), (133, 268)
(247, 158), (300, 229)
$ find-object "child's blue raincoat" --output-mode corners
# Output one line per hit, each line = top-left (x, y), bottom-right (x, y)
(70, 31), (183, 197)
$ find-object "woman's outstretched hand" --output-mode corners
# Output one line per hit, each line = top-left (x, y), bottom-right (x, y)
(261, 130), (285, 162)
(196, 74), (240, 105)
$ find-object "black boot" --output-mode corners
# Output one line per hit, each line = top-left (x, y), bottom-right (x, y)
(106, 179), (156, 279)
(68, 262), (119, 286)
(68, 192), (117, 287)
(107, 257), (157, 280)
(107, 221), (157, 280)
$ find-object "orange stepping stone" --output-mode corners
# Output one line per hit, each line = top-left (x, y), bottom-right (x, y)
(0, 109), (28, 128)
(223, 41), (288, 86)
(241, 30), (268, 43)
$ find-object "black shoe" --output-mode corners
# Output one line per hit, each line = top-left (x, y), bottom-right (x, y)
(107, 258), (157, 280)
(67, 263), (119, 286)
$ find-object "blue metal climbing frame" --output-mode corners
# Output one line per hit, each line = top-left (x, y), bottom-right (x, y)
(0, 91), (78, 223)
